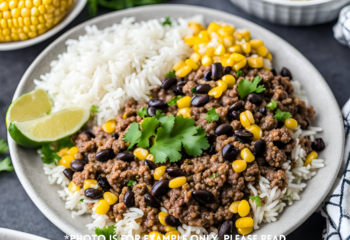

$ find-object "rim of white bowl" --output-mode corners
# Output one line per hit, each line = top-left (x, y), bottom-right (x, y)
(0, 0), (86, 51)
(262, 0), (336, 6)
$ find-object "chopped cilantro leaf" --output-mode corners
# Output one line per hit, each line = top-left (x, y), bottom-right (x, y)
(267, 100), (277, 110)
(137, 107), (149, 118)
(56, 137), (74, 150)
(162, 16), (172, 26)
(90, 105), (99, 114)
(124, 122), (142, 150)
(237, 76), (266, 100)
(95, 225), (117, 240)
(0, 140), (9, 155)
(138, 117), (160, 148)
(192, 87), (197, 94)
(148, 94), (153, 99)
(0, 157), (14, 172)
(80, 199), (84, 202)
(249, 195), (262, 207)
(165, 70), (176, 78)
(236, 70), (242, 77)
(167, 96), (182, 106)
(127, 180), (137, 187)
(38, 144), (61, 165)
(205, 108), (219, 123)
(274, 109), (292, 121)
(211, 173), (220, 178)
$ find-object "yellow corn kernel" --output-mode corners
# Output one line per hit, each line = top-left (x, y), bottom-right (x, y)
(234, 32), (243, 41)
(229, 201), (241, 213)
(205, 46), (215, 57)
(284, 118), (298, 130)
(241, 148), (255, 163)
(222, 57), (234, 67)
(177, 96), (191, 109)
(240, 111), (253, 128)
(185, 59), (198, 71)
(222, 74), (236, 88)
(266, 52), (273, 61)
(165, 226), (177, 232)
(223, 36), (235, 48)
(233, 58), (247, 72)
(169, 176), (187, 188)
(103, 192), (118, 205)
(95, 199), (110, 215)
(154, 166), (167, 180)
(241, 29), (251, 41)
(174, 60), (186, 71)
(176, 65), (192, 78)
(201, 55), (213, 67)
(188, 22), (203, 35)
(190, 52), (201, 63)
(57, 147), (69, 157)
(256, 45), (269, 57)
(238, 200), (251, 217)
(197, 36), (210, 44)
(146, 154), (155, 162)
(198, 30), (210, 39)
(236, 217), (254, 229)
(241, 42), (251, 54)
(231, 53), (245, 62)
(213, 56), (221, 63)
(249, 39), (264, 49)
(83, 179), (98, 190)
(58, 154), (74, 168)
(122, 112), (128, 119)
(232, 160), (247, 173)
(218, 25), (235, 37)
(245, 124), (263, 141)
(148, 231), (164, 240)
(177, 107), (191, 118)
(68, 146), (79, 155)
(228, 45), (242, 53)
(208, 87), (223, 98)
(158, 211), (169, 226)
(165, 231), (181, 240)
(217, 80), (228, 92)
(133, 148), (149, 160)
(207, 21), (221, 33)
(247, 57), (264, 68)
(237, 227), (253, 235)
(68, 181), (80, 193)
(102, 120), (116, 134)
(304, 151), (318, 166)
(223, 53), (231, 58)
(214, 44), (225, 56)
(193, 44), (200, 53)
(184, 36), (198, 47)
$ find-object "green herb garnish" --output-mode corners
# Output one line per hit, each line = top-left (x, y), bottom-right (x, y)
(165, 70), (176, 78)
(38, 144), (61, 165)
(191, 87), (197, 94)
(205, 108), (219, 123)
(162, 16), (172, 26)
(137, 107), (149, 118)
(127, 180), (137, 187)
(167, 96), (182, 106)
(148, 94), (153, 99)
(274, 109), (292, 121)
(95, 225), (117, 240)
(267, 100), (277, 110)
(249, 195), (262, 206)
(236, 70), (242, 77)
(237, 76), (265, 100)
(0, 140), (9, 155)
(0, 157), (14, 172)
(80, 199), (84, 202)
(90, 105), (99, 114)
(211, 173), (220, 178)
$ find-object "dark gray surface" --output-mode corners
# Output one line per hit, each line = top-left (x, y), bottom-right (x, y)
(0, 0), (348, 239)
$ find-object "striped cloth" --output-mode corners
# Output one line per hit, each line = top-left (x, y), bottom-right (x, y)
(333, 5), (350, 46)
(321, 99), (350, 240)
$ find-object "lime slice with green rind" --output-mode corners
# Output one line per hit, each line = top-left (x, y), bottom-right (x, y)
(9, 108), (89, 148)
(6, 89), (52, 128)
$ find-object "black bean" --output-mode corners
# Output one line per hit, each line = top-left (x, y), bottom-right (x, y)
(228, 110), (241, 121)
(259, 107), (266, 115)
(145, 160), (157, 170)
(273, 141), (286, 149)
(234, 130), (254, 138)
(195, 84), (211, 94)
(301, 120), (309, 130)
(191, 95), (209, 107)
(147, 106), (157, 117)
(161, 77), (177, 89)
(271, 69), (277, 76)
(192, 190), (214, 205)
(235, 136), (251, 144)
(228, 101), (244, 112)
(63, 168), (74, 180)
(151, 180), (169, 196)
(98, 175), (111, 191)
(177, 81), (187, 87)
(206, 133), (215, 144)
(281, 67), (293, 80)
(85, 188), (103, 199)
(112, 133), (119, 139)
(166, 167), (186, 178)
(218, 221), (235, 240)
(247, 93), (262, 106)
(70, 160), (86, 172)
(211, 63), (223, 80)
(124, 191), (135, 208)
(148, 99), (167, 109)
(277, 121), (284, 128)
(215, 124), (233, 136)
(117, 152), (134, 162)
(95, 149), (114, 162)
(164, 215), (181, 227)
(144, 193), (160, 208)
(83, 130), (95, 139)
(204, 70), (212, 81)
(172, 85), (184, 95)
(254, 139), (266, 156)
(222, 144), (239, 160)
(223, 66), (232, 75)
(312, 138), (325, 151)
(205, 145), (216, 154)
(256, 157), (266, 166)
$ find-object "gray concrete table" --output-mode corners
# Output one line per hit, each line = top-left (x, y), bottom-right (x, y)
(0, 0), (348, 239)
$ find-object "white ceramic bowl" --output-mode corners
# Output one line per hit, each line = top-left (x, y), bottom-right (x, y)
(0, 0), (86, 51)
(230, 0), (350, 26)
(8, 4), (344, 238)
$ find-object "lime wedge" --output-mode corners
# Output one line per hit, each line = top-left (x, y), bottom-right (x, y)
(9, 108), (90, 148)
(6, 89), (52, 128)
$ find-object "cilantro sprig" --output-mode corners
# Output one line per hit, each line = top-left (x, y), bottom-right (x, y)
(167, 96), (182, 106)
(162, 16), (172, 26)
(237, 76), (265, 100)
(38, 137), (74, 165)
(90, 105), (99, 114)
(0, 157), (14, 172)
(127, 180), (137, 187)
(274, 109), (292, 121)
(191, 87), (197, 94)
(95, 225), (117, 240)
(165, 70), (176, 78)
(205, 108), (219, 123)
(210, 173), (219, 178)
(0, 140), (9, 155)
(137, 107), (149, 118)
(249, 195), (262, 206)
(236, 70), (242, 77)
(267, 100), (277, 110)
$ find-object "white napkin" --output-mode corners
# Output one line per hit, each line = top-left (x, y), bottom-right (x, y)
(333, 5), (350, 46)
(321, 99), (350, 239)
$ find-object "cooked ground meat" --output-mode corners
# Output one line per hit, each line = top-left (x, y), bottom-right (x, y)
(71, 64), (315, 233)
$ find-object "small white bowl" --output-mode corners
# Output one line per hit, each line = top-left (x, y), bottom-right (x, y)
(230, 0), (350, 26)
(0, 0), (86, 51)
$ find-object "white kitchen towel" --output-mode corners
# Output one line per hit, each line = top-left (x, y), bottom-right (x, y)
(321, 99), (350, 240)
(333, 5), (350, 46)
